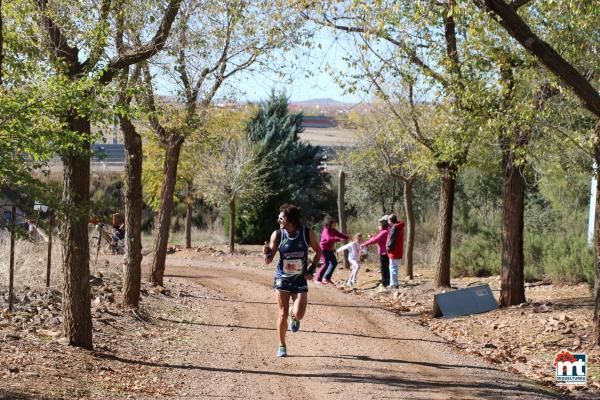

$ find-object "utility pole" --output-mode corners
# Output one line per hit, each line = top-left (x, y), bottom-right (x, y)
(588, 164), (597, 247)
(338, 170), (349, 268)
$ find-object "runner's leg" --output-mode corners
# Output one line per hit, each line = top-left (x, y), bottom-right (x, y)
(275, 290), (291, 345)
(292, 292), (308, 320)
(289, 292), (298, 318)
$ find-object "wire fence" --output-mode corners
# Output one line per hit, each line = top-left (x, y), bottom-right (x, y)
(0, 228), (62, 304)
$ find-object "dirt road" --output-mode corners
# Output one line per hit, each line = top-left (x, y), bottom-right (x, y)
(161, 257), (560, 400)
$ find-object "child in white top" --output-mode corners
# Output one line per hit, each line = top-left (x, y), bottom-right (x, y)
(336, 233), (363, 287)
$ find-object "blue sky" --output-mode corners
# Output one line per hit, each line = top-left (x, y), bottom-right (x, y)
(154, 28), (370, 104)
(233, 31), (366, 104)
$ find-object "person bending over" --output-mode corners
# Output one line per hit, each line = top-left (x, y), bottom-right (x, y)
(361, 215), (390, 287)
(315, 216), (349, 284)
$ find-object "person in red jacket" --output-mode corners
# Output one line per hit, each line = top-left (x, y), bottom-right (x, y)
(386, 214), (405, 289)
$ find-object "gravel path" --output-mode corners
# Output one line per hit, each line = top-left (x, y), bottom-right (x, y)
(162, 258), (562, 400)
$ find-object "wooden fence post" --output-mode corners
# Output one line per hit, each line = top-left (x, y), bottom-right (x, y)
(338, 170), (349, 268)
(9, 205), (16, 312)
(46, 211), (54, 288)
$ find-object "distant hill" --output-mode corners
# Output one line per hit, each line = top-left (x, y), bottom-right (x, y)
(292, 98), (349, 105)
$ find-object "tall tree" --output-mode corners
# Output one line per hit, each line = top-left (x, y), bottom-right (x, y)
(142, 0), (300, 286)
(116, 65), (145, 309)
(142, 123), (210, 250)
(347, 105), (429, 279)
(33, 0), (181, 348)
(195, 109), (270, 254)
(472, 0), (600, 339)
(306, 1), (485, 287)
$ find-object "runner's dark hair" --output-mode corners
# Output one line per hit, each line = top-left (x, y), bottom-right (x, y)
(280, 204), (303, 227)
(389, 214), (398, 224)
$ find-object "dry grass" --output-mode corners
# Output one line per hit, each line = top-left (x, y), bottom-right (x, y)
(0, 225), (226, 292)
(142, 226), (227, 248)
(0, 229), (63, 290)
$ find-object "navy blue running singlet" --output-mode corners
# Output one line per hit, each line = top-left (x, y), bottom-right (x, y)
(273, 227), (310, 293)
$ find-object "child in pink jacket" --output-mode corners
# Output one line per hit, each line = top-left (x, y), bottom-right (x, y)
(315, 216), (349, 284)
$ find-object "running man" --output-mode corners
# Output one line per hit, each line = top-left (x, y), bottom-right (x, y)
(263, 204), (321, 357)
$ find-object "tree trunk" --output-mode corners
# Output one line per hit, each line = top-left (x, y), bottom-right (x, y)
(46, 211), (54, 288)
(121, 115), (143, 308)
(499, 146), (527, 306)
(229, 196), (235, 255)
(150, 137), (183, 286)
(185, 199), (193, 249)
(60, 110), (92, 349)
(433, 165), (456, 288)
(338, 170), (349, 267)
(0, 0), (3, 85)
(593, 122), (600, 345)
(403, 177), (415, 280)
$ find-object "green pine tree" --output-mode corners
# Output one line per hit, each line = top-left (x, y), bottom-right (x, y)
(235, 92), (334, 243)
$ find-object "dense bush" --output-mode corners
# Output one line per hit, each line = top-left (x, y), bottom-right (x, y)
(525, 229), (594, 284)
(452, 228), (502, 278)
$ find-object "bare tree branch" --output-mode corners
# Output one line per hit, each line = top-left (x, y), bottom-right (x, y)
(473, 0), (600, 117)
(35, 0), (81, 75)
(359, 56), (434, 152)
(197, 14), (233, 109)
(82, 0), (112, 72)
(190, 67), (211, 103)
(139, 62), (168, 139)
(223, 52), (258, 79)
(178, 48), (192, 100)
(407, 83), (432, 149)
(188, 10), (233, 108)
(175, 12), (192, 100)
(101, 0), (182, 83)
(310, 13), (450, 88)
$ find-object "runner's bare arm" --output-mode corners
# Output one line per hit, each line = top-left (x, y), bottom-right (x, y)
(263, 230), (278, 265)
(306, 229), (321, 278)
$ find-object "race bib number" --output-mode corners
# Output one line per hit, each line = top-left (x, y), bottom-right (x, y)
(283, 259), (302, 275)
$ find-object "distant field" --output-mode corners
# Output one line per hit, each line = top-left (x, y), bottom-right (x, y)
(299, 127), (358, 147)
(45, 126), (357, 174)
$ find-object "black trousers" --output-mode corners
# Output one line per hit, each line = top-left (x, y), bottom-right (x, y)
(379, 254), (390, 286)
